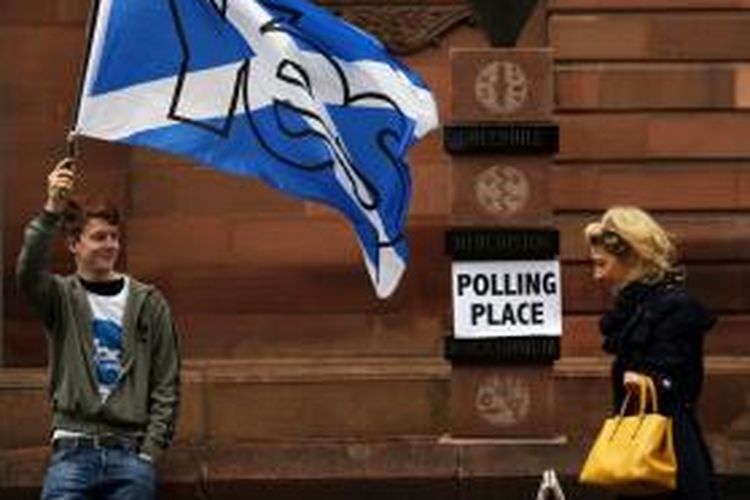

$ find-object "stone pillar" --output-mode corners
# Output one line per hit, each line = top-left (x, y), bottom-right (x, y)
(444, 48), (561, 439)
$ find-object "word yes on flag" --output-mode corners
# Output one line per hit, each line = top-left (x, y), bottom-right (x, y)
(73, 0), (438, 298)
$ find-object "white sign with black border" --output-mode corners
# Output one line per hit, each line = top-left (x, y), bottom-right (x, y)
(452, 260), (562, 339)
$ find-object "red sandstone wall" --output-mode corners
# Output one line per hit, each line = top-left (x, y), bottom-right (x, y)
(549, 0), (750, 360)
(2, 0), (750, 488)
(2, 0), (750, 376)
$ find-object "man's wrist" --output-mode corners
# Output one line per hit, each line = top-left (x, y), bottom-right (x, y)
(38, 209), (63, 227)
(44, 199), (64, 214)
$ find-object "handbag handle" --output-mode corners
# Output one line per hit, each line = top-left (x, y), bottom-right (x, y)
(609, 375), (659, 440)
(623, 375), (659, 416)
(638, 376), (659, 415)
(616, 376), (657, 418)
(609, 390), (636, 440)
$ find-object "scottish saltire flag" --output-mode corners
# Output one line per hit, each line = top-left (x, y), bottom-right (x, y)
(73, 0), (438, 298)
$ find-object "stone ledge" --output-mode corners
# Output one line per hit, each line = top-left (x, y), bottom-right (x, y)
(554, 355), (750, 378)
(187, 357), (451, 382)
(2, 437), (749, 491)
(0, 437), (575, 488)
(0, 358), (451, 449)
(0, 357), (450, 389)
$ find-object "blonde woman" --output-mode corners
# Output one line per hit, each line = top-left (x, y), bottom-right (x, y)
(585, 207), (718, 499)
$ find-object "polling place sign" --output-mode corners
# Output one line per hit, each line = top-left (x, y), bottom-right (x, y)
(452, 260), (562, 339)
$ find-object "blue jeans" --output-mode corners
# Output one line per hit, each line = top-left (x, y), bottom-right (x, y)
(41, 446), (156, 499)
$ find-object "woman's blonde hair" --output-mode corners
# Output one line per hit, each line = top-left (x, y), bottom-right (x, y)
(584, 206), (678, 283)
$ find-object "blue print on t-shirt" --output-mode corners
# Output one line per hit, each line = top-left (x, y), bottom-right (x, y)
(92, 318), (123, 399)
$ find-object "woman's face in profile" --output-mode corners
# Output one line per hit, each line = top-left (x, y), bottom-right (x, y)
(590, 245), (631, 287)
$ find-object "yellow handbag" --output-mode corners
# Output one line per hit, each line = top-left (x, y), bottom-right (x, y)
(579, 375), (677, 495)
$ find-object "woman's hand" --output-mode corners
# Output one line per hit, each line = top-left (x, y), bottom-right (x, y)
(623, 370), (648, 392)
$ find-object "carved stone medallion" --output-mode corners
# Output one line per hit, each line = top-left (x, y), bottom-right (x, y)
(474, 165), (530, 216)
(474, 60), (529, 115)
(474, 374), (531, 427)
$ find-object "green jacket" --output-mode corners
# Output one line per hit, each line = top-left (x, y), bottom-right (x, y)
(16, 211), (180, 460)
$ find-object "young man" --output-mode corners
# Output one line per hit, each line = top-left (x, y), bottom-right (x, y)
(16, 158), (180, 499)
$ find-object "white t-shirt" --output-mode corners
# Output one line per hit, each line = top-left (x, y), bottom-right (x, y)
(86, 276), (129, 402)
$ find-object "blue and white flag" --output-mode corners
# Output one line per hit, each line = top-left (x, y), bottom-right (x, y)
(74, 0), (438, 298)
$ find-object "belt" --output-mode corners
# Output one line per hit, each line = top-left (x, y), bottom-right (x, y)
(53, 435), (141, 452)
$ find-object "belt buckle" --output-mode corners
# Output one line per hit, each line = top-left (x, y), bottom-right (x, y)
(92, 434), (116, 449)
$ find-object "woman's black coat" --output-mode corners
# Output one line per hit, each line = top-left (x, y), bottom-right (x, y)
(600, 279), (718, 500)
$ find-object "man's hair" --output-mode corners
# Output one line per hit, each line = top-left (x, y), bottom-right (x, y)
(62, 198), (120, 240)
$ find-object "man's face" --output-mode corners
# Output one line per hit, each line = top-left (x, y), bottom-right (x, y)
(69, 218), (120, 279)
